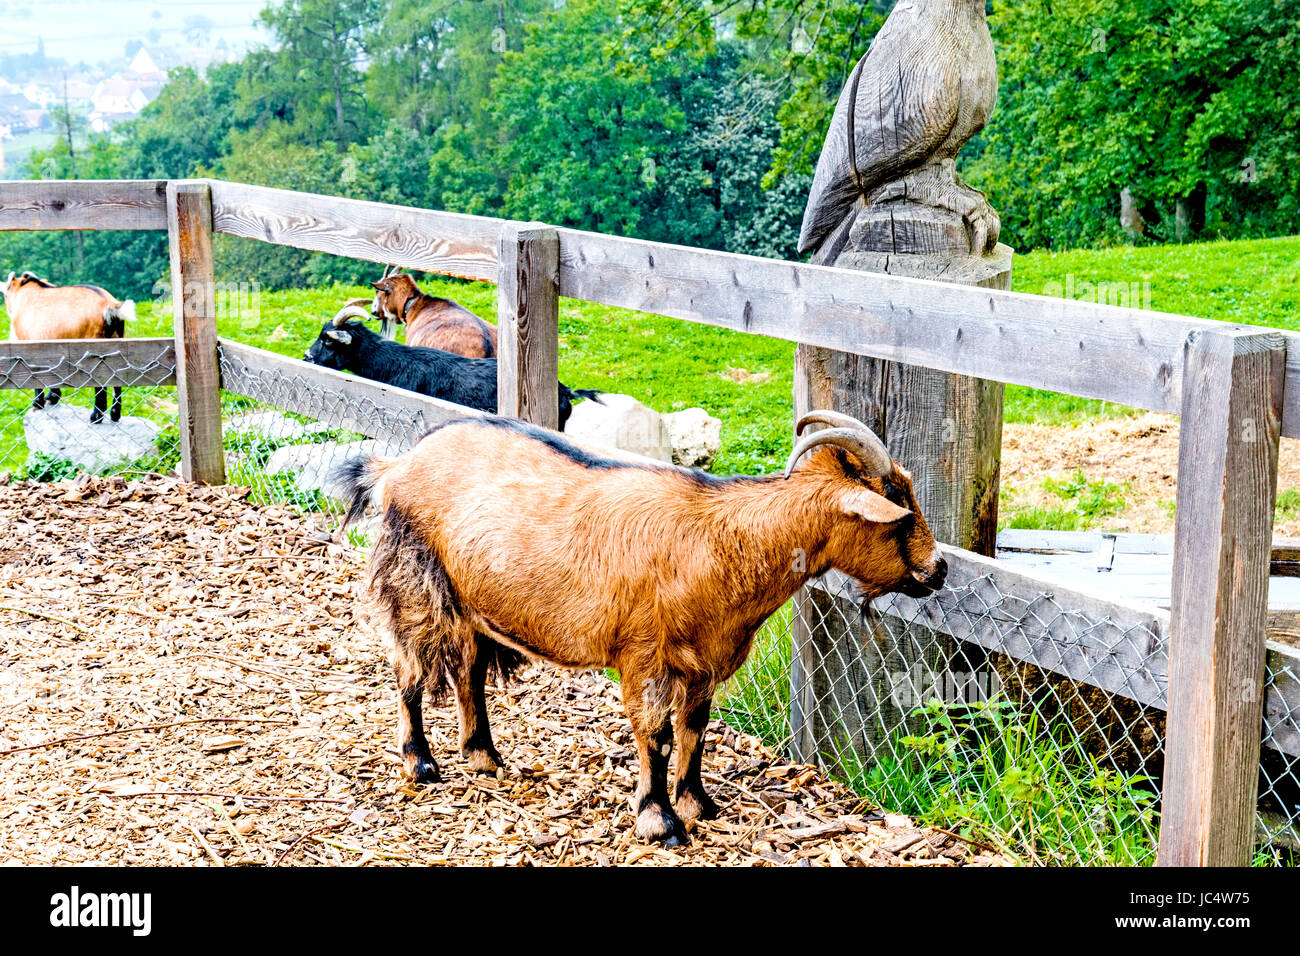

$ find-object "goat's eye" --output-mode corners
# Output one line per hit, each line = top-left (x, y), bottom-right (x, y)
(882, 480), (905, 506)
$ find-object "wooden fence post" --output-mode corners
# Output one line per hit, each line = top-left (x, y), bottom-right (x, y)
(788, 251), (1011, 770)
(1158, 328), (1284, 866)
(497, 222), (560, 429)
(166, 180), (224, 484)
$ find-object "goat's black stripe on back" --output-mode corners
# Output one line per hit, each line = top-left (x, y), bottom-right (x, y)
(423, 414), (764, 487)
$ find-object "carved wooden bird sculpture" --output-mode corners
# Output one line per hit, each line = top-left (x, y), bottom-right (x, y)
(798, 0), (1000, 257)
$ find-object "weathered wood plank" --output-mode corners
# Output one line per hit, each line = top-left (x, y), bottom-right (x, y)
(0, 179), (168, 230)
(0, 338), (176, 388)
(1159, 328), (1284, 867)
(497, 223), (560, 429)
(217, 340), (481, 447)
(167, 181), (225, 485)
(555, 228), (1300, 438)
(208, 180), (502, 282)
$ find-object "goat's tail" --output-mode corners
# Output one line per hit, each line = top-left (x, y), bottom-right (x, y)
(102, 300), (135, 338)
(333, 454), (400, 530)
(569, 388), (603, 405)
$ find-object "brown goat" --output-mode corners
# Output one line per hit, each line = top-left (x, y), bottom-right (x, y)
(370, 273), (498, 358)
(3, 270), (135, 423)
(337, 410), (946, 845)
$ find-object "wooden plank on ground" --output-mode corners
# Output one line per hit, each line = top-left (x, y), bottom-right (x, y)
(216, 339), (480, 448)
(555, 227), (1300, 439)
(0, 338), (176, 388)
(207, 180), (502, 282)
(1159, 328), (1284, 867)
(0, 180), (167, 230)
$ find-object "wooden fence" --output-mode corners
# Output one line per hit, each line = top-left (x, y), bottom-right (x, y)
(2, 177), (1298, 866)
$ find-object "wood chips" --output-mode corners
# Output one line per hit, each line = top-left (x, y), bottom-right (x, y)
(0, 474), (1008, 866)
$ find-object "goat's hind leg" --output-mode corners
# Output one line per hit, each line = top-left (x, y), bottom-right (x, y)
(394, 652), (440, 783)
(32, 388), (45, 410)
(91, 387), (106, 424)
(454, 633), (505, 775)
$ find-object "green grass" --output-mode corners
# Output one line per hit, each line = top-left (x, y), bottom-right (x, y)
(1002, 469), (1130, 532)
(4, 233), (1299, 477)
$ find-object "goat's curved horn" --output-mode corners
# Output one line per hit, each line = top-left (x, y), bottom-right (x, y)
(784, 427), (893, 479)
(331, 305), (373, 327)
(795, 409), (873, 436)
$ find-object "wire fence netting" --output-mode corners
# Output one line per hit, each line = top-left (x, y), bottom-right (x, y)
(718, 573), (1300, 866)
(1, 341), (181, 481)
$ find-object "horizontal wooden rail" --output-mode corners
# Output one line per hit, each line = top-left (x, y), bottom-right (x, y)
(0, 338), (177, 388)
(555, 228), (1300, 439)
(217, 339), (481, 446)
(0, 179), (168, 230)
(812, 545), (1300, 758)
(207, 180), (503, 282)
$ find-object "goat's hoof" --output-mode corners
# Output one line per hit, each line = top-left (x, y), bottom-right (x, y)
(405, 759), (442, 784)
(635, 803), (688, 846)
(463, 746), (503, 776)
(674, 786), (719, 823)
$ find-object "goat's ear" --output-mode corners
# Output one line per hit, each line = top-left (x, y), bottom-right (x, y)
(371, 280), (390, 292)
(325, 330), (353, 345)
(839, 489), (911, 525)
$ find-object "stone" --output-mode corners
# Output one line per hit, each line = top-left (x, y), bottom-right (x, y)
(563, 393), (673, 463)
(264, 439), (403, 498)
(226, 411), (310, 441)
(23, 403), (161, 474)
(662, 408), (722, 469)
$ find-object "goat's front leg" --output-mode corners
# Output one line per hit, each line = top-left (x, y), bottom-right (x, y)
(623, 668), (687, 846)
(110, 386), (122, 423)
(32, 388), (45, 410)
(455, 635), (504, 775)
(395, 657), (440, 783)
(91, 386), (107, 425)
(673, 685), (719, 824)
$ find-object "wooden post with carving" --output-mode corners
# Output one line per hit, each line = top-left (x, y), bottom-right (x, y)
(498, 223), (561, 430)
(788, 0), (1011, 769)
(167, 180), (225, 485)
(1157, 328), (1283, 866)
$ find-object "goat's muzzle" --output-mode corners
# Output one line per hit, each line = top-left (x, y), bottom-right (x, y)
(899, 554), (947, 598)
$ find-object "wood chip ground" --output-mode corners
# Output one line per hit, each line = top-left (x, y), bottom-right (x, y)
(0, 475), (1008, 867)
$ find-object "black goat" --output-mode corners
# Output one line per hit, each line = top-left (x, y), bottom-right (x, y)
(303, 308), (599, 431)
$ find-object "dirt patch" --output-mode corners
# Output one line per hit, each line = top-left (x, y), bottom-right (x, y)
(0, 474), (1005, 867)
(1002, 412), (1300, 535)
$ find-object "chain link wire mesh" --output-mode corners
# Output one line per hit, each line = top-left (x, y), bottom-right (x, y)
(719, 572), (1300, 866)
(215, 341), (443, 530)
(1, 341), (181, 481)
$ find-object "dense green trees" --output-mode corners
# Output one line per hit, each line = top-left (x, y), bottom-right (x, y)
(971, 0), (1300, 249)
(5, 0), (1296, 295)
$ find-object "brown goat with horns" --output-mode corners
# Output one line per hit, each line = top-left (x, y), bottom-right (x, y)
(337, 410), (946, 845)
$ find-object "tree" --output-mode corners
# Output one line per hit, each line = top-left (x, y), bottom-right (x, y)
(251, 0), (381, 152)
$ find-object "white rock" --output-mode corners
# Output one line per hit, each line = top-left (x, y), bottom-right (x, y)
(662, 407), (722, 469)
(226, 411), (309, 441)
(23, 404), (162, 474)
(563, 393), (673, 463)
(264, 439), (403, 498)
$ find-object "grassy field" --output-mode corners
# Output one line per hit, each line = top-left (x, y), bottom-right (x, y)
(3, 233), (1299, 478)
